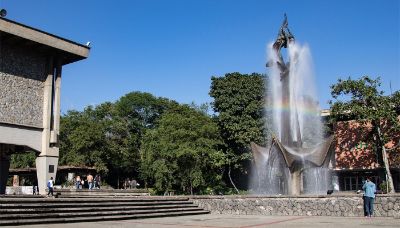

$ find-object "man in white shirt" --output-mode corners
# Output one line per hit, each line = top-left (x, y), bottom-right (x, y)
(47, 177), (54, 197)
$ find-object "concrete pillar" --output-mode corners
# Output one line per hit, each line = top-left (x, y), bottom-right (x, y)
(36, 56), (59, 195)
(51, 61), (62, 144)
(41, 56), (54, 154)
(289, 169), (301, 195)
(36, 156), (58, 194)
(0, 145), (11, 194)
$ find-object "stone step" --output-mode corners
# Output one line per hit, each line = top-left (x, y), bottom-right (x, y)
(54, 189), (148, 194)
(0, 196), (209, 225)
(0, 196), (189, 203)
(0, 210), (210, 226)
(51, 190), (150, 197)
(0, 195), (44, 198)
(0, 200), (192, 209)
(0, 207), (205, 220)
(0, 197), (189, 204)
(0, 204), (198, 213)
(54, 192), (150, 197)
(57, 194), (150, 198)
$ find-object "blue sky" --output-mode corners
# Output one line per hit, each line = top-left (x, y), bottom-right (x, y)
(1, 0), (399, 112)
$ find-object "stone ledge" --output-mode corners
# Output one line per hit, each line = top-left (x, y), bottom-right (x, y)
(189, 193), (400, 199)
(190, 195), (400, 218)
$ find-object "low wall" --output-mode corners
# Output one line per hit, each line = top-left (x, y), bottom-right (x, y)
(190, 194), (400, 217)
(6, 186), (34, 195)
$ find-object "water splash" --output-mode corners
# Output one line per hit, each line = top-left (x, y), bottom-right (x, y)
(270, 42), (323, 145)
(250, 143), (290, 194)
(250, 41), (330, 195)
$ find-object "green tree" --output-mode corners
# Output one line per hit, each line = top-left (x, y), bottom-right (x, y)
(329, 76), (400, 193)
(209, 72), (267, 192)
(10, 152), (36, 169)
(140, 104), (225, 194)
(96, 102), (141, 185)
(115, 91), (178, 129)
(59, 105), (111, 172)
(60, 92), (178, 188)
(112, 92), (178, 185)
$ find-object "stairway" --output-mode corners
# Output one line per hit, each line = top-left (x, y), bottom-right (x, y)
(0, 196), (209, 226)
(54, 188), (151, 197)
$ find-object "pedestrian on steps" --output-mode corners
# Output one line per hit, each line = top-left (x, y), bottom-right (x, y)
(47, 177), (54, 197)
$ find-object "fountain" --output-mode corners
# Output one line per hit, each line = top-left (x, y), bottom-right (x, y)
(251, 14), (334, 195)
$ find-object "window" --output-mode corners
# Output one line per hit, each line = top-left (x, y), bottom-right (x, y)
(344, 177), (356, 191)
(343, 175), (378, 191)
(49, 165), (54, 173)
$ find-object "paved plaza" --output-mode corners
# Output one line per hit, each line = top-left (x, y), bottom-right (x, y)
(4, 214), (398, 228)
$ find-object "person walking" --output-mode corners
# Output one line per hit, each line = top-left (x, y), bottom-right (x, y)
(33, 179), (38, 195)
(362, 177), (376, 217)
(47, 177), (54, 197)
(75, 175), (81, 189)
(94, 174), (101, 189)
(124, 178), (130, 190)
(87, 174), (94, 190)
(130, 179), (138, 189)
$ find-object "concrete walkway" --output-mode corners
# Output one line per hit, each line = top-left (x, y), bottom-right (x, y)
(3, 214), (398, 228)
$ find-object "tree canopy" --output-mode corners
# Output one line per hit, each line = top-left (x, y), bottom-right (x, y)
(140, 104), (225, 194)
(59, 92), (177, 187)
(329, 76), (400, 193)
(209, 72), (267, 191)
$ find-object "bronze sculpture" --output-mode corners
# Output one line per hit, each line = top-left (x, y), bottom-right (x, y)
(266, 13), (294, 78)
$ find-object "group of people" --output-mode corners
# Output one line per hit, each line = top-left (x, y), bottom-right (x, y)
(123, 178), (139, 189)
(45, 174), (102, 197)
(45, 175), (141, 195)
(75, 174), (101, 190)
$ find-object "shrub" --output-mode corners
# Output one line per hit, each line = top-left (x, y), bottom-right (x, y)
(379, 181), (392, 194)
